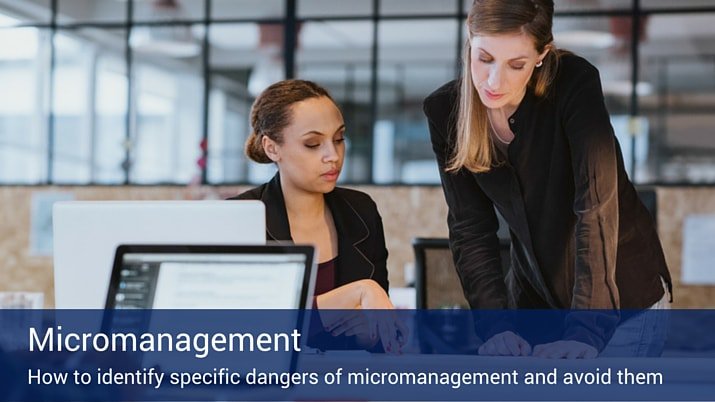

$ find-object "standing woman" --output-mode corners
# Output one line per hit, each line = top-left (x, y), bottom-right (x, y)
(231, 79), (404, 353)
(424, 0), (672, 358)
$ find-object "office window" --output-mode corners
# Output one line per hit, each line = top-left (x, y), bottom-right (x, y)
(51, 32), (93, 183)
(375, 19), (459, 184)
(298, 0), (372, 18)
(639, 12), (715, 184)
(212, 0), (284, 19)
(2, 1), (714, 186)
(642, 0), (715, 10)
(0, 23), (49, 184)
(207, 23), (266, 184)
(131, 59), (204, 184)
(381, 0), (459, 16)
(94, 52), (128, 184)
(133, 0), (205, 23)
(298, 20), (374, 182)
(129, 23), (204, 184)
(553, 0), (631, 12)
(58, 0), (126, 24)
(51, 28), (128, 184)
(0, 0), (51, 24)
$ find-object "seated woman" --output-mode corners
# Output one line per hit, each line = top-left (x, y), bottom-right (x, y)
(230, 79), (404, 353)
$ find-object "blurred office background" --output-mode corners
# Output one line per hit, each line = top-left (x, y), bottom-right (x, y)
(1, 0), (715, 307)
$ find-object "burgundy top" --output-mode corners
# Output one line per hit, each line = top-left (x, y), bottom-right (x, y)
(314, 257), (337, 297)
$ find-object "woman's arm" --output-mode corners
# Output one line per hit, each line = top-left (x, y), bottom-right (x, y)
(315, 279), (401, 351)
(561, 63), (620, 310)
(315, 279), (394, 310)
(423, 91), (507, 310)
(559, 61), (621, 352)
(368, 198), (389, 293)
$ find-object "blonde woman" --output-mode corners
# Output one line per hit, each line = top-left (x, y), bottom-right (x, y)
(424, 0), (671, 358)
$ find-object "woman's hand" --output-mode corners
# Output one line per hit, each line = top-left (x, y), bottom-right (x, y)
(357, 280), (409, 353)
(478, 331), (531, 356)
(532, 340), (597, 359)
(316, 280), (409, 353)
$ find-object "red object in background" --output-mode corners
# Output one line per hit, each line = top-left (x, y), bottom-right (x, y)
(609, 16), (649, 54)
(197, 139), (208, 170)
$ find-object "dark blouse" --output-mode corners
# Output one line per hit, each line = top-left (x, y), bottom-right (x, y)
(314, 257), (337, 297)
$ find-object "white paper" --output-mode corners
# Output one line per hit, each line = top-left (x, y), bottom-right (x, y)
(682, 214), (715, 285)
(0, 291), (44, 308)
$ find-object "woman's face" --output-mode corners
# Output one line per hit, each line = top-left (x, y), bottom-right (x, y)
(265, 96), (345, 194)
(470, 32), (548, 111)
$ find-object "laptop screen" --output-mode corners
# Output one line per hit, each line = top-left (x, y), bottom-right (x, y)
(101, 245), (316, 396)
(106, 245), (316, 310)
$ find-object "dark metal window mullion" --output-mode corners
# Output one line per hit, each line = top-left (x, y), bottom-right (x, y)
(46, 0), (57, 184)
(629, 0), (641, 180)
(656, 58), (668, 181)
(456, 0), (465, 79)
(122, 0), (134, 185)
(201, 0), (212, 184)
(284, 0), (297, 79)
(368, 0), (380, 184)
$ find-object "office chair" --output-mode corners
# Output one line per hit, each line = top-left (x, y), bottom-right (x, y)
(412, 238), (466, 309)
(636, 186), (658, 228)
(412, 237), (510, 309)
(411, 237), (509, 354)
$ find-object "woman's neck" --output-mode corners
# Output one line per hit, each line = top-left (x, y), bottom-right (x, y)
(280, 173), (325, 221)
(501, 86), (527, 119)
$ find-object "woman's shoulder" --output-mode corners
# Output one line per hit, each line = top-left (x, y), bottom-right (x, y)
(554, 51), (602, 89)
(330, 187), (383, 223)
(332, 187), (378, 210)
(423, 79), (459, 119)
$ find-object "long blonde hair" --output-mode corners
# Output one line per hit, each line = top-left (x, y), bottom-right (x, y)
(447, 0), (561, 173)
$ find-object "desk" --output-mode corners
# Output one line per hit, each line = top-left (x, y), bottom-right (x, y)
(295, 353), (715, 401)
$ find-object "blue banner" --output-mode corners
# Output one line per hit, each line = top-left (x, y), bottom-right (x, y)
(0, 309), (714, 401)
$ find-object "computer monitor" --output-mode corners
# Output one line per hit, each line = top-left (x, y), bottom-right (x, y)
(52, 200), (266, 309)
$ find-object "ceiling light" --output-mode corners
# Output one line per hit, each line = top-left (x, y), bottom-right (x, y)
(129, 0), (200, 58)
(130, 26), (201, 57)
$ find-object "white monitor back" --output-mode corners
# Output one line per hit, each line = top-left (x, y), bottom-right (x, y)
(52, 200), (265, 309)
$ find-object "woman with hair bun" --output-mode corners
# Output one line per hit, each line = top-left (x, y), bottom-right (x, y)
(231, 79), (405, 353)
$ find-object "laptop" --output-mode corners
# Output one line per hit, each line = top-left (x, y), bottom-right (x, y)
(101, 244), (317, 399)
(52, 200), (266, 309)
(105, 244), (316, 310)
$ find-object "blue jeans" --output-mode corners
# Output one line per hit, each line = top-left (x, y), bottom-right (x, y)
(599, 282), (670, 357)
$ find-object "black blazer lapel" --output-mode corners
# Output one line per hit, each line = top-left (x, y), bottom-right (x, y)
(259, 174), (376, 285)
(260, 173), (293, 242)
(325, 191), (374, 286)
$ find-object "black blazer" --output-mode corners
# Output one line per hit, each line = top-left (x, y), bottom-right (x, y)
(229, 173), (389, 293)
(424, 54), (672, 349)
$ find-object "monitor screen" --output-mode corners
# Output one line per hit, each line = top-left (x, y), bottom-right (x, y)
(111, 252), (310, 309)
